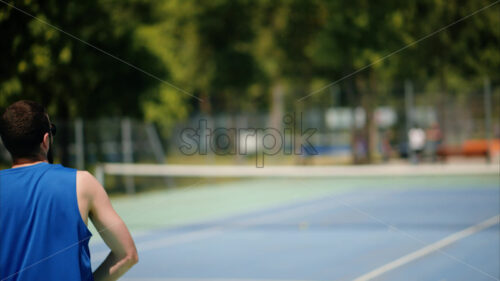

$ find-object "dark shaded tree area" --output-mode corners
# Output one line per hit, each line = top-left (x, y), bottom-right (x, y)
(1, 0), (165, 116)
(0, 0), (165, 163)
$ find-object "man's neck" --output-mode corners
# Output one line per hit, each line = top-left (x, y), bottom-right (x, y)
(12, 158), (47, 169)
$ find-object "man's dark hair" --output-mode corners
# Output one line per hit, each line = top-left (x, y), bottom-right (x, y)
(0, 100), (50, 159)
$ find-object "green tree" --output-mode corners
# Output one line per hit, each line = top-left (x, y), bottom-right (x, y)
(387, 0), (500, 139)
(0, 0), (165, 164)
(308, 0), (406, 163)
(139, 0), (257, 117)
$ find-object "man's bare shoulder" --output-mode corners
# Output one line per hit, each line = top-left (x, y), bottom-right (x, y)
(76, 170), (101, 197)
(76, 171), (102, 223)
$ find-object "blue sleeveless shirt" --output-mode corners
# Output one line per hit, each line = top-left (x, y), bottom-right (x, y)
(0, 163), (93, 281)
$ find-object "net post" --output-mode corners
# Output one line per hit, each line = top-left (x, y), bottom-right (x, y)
(121, 118), (136, 194)
(95, 164), (105, 186)
(146, 123), (174, 187)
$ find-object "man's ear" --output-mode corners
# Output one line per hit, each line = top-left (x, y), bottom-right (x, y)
(41, 132), (50, 152)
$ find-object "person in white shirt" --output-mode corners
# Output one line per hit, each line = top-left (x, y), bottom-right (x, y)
(408, 126), (426, 164)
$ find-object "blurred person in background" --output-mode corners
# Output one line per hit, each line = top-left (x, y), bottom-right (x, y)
(426, 122), (443, 162)
(353, 131), (368, 164)
(408, 126), (426, 164)
(0, 100), (138, 281)
(380, 129), (393, 163)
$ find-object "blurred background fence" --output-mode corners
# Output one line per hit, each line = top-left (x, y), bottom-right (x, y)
(1, 78), (497, 172)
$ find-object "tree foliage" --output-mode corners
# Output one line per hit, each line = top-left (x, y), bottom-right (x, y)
(1, 0), (498, 131)
(0, 0), (164, 117)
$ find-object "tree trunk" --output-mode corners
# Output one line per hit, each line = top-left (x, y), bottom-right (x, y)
(353, 72), (376, 164)
(270, 81), (284, 132)
(57, 99), (71, 166)
(365, 71), (378, 163)
(438, 68), (448, 141)
(344, 79), (360, 164)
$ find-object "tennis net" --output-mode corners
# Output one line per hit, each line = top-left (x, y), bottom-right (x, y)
(95, 162), (498, 193)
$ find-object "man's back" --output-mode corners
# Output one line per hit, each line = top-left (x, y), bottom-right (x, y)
(0, 101), (137, 281)
(0, 162), (93, 281)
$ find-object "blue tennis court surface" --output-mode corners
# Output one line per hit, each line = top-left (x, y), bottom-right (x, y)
(90, 176), (500, 281)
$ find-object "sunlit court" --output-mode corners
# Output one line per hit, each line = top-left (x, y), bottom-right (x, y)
(1, 1), (499, 281)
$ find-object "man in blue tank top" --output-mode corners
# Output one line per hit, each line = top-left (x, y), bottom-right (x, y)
(0, 100), (138, 281)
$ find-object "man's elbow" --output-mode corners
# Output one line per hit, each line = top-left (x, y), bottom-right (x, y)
(125, 250), (139, 266)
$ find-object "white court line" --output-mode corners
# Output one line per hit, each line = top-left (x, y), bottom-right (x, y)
(352, 214), (500, 281)
(120, 277), (312, 281)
